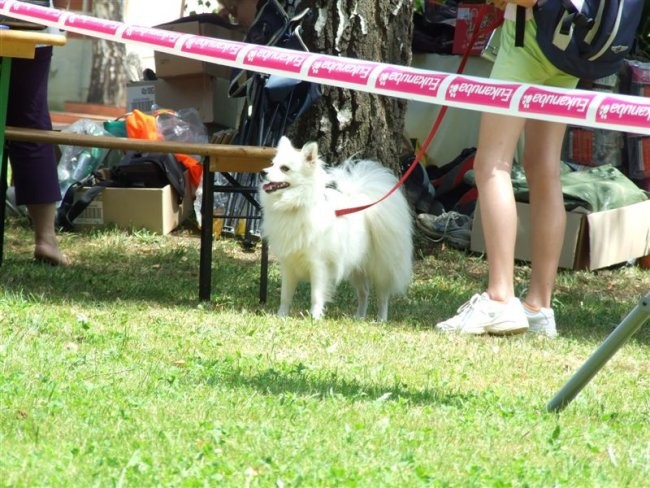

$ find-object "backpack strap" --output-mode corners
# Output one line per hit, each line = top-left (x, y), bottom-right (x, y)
(55, 177), (117, 231)
(515, 5), (526, 47)
(558, 0), (594, 35)
(58, 185), (107, 230)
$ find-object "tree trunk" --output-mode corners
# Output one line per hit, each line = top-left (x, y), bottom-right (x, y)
(287, 0), (413, 171)
(86, 0), (127, 107)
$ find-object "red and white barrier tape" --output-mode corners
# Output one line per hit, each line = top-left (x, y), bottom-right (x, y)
(2, 0), (650, 136)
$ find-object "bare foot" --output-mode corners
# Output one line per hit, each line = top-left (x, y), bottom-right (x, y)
(34, 243), (70, 266)
(28, 203), (70, 266)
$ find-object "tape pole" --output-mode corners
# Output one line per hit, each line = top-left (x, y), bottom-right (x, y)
(2, 0), (650, 136)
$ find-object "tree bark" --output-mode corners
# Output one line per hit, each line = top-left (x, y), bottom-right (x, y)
(287, 0), (413, 171)
(86, 0), (127, 107)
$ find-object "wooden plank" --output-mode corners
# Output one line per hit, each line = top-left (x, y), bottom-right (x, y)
(54, 0), (90, 11)
(63, 102), (126, 118)
(0, 30), (66, 47)
(50, 111), (113, 127)
(4, 126), (274, 171)
(209, 155), (271, 173)
(0, 31), (66, 58)
(0, 38), (36, 59)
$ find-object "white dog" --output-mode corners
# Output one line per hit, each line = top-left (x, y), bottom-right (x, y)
(259, 136), (413, 321)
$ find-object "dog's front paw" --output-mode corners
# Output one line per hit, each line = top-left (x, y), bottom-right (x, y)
(310, 307), (324, 320)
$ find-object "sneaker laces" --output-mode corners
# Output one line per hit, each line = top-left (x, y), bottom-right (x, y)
(436, 293), (489, 332)
(432, 211), (471, 242)
(448, 293), (483, 324)
(444, 211), (472, 229)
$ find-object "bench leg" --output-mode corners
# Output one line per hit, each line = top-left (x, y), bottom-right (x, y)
(199, 165), (215, 301)
(0, 149), (7, 267)
(0, 57), (13, 268)
(260, 239), (268, 303)
(547, 292), (650, 412)
(199, 164), (269, 304)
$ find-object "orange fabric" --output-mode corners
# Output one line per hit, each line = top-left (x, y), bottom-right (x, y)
(175, 153), (203, 188)
(125, 109), (161, 140)
(125, 109), (203, 188)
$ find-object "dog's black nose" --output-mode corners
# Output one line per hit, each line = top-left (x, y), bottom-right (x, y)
(260, 170), (268, 179)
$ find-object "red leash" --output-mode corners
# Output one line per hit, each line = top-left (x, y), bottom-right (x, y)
(335, 8), (503, 217)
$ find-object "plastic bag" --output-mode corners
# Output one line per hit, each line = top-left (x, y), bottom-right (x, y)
(154, 107), (208, 146)
(193, 173), (229, 230)
(56, 119), (113, 206)
(126, 108), (206, 188)
(155, 108), (207, 189)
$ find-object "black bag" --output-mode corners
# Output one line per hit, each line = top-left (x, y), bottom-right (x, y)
(518, 1), (644, 80)
(110, 151), (186, 198)
(412, 0), (458, 54)
(401, 154), (444, 216)
(56, 151), (187, 230)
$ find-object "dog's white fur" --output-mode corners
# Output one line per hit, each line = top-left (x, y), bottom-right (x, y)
(259, 136), (413, 321)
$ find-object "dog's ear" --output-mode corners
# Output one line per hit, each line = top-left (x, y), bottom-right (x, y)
(277, 136), (294, 152)
(301, 142), (319, 166)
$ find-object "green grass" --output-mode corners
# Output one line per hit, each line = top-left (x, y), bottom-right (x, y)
(1, 216), (649, 487)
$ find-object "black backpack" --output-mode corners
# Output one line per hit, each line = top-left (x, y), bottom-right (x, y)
(518, 1), (644, 80)
(56, 151), (187, 230)
(109, 151), (186, 197)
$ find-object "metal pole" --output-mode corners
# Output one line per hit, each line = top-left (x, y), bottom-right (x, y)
(547, 292), (650, 412)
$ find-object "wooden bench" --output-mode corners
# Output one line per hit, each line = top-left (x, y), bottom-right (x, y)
(1, 126), (274, 302)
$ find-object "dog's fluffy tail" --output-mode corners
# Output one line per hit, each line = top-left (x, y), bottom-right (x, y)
(334, 159), (414, 295)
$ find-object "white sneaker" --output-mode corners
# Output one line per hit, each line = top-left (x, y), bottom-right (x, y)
(524, 305), (558, 338)
(436, 292), (529, 335)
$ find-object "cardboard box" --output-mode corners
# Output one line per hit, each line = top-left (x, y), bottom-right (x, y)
(453, 3), (503, 56)
(155, 74), (244, 127)
(470, 200), (650, 271)
(73, 174), (193, 235)
(154, 18), (243, 79)
(126, 80), (158, 113)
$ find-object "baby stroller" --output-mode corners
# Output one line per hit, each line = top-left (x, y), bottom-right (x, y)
(212, 0), (320, 299)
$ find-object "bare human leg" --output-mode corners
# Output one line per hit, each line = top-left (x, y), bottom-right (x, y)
(28, 202), (69, 266)
(521, 119), (568, 310)
(473, 112), (527, 303)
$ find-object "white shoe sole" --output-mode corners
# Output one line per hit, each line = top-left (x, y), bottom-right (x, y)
(486, 322), (529, 335)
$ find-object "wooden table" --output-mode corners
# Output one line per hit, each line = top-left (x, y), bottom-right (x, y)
(0, 29), (275, 302)
(2, 126), (274, 302)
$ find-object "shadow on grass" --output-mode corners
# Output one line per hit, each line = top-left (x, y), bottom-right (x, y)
(2, 221), (647, 345)
(1, 223), (270, 310)
(201, 355), (476, 408)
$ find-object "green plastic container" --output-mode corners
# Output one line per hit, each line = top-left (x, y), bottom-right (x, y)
(103, 120), (127, 138)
